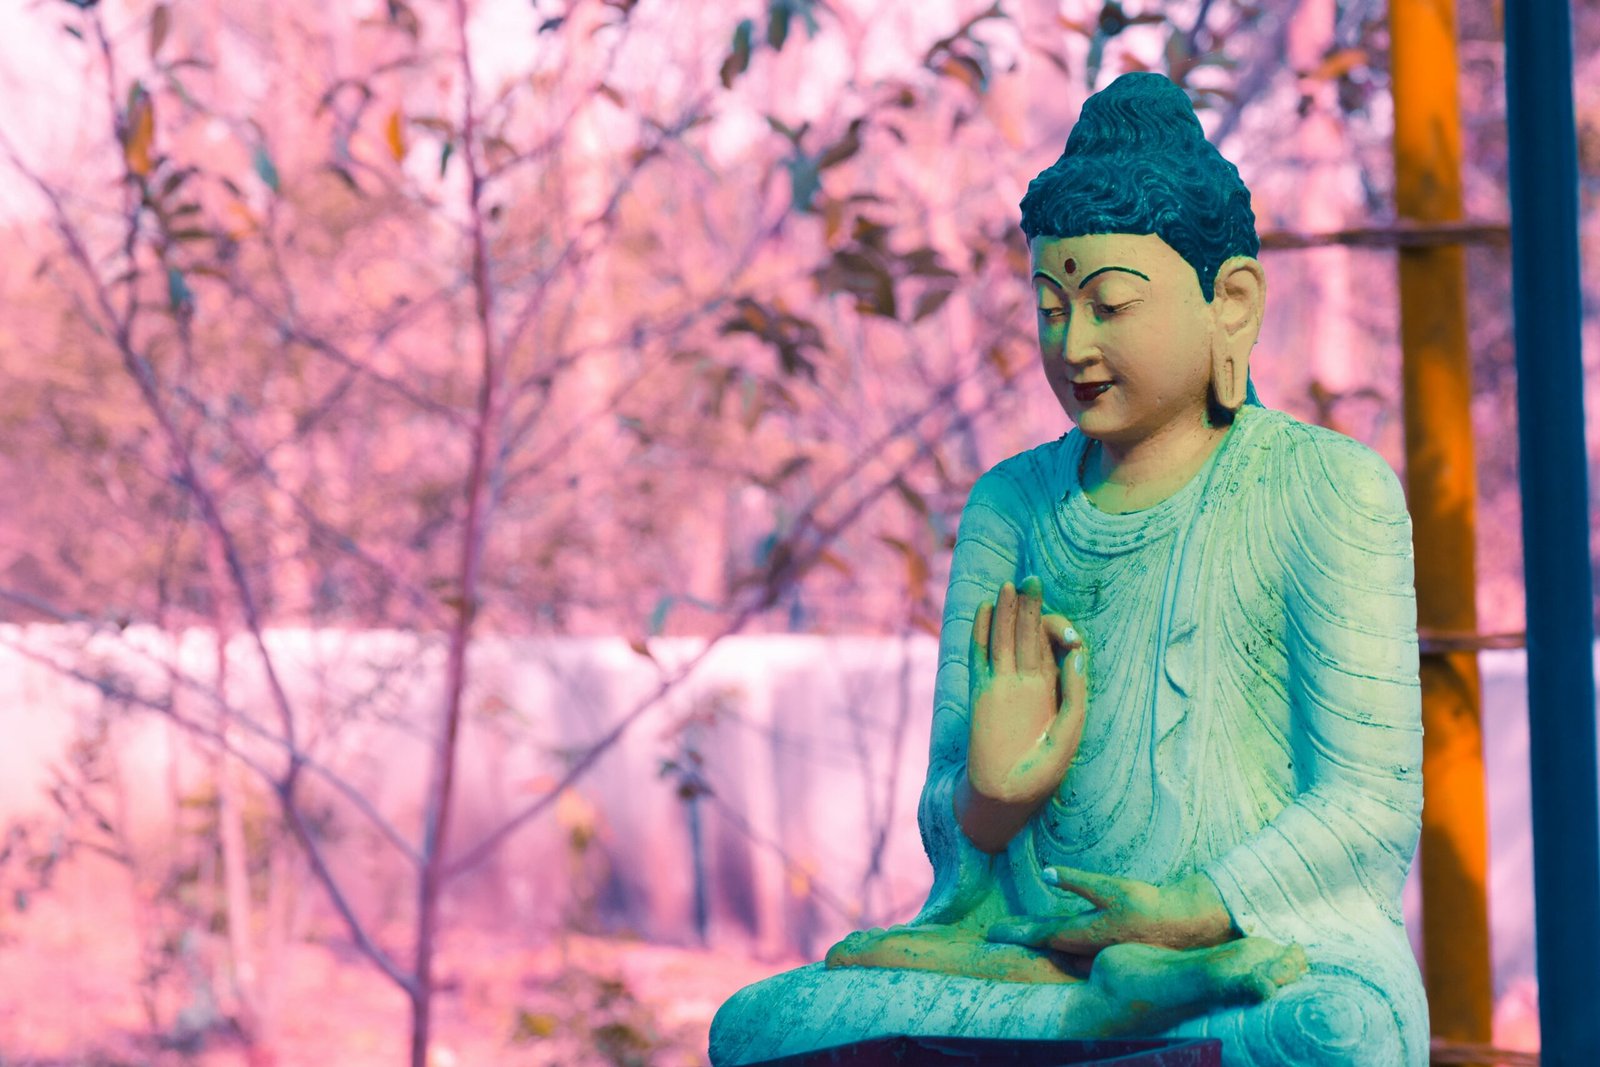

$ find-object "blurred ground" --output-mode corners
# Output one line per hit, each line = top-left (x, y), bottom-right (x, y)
(0, 852), (796, 1067)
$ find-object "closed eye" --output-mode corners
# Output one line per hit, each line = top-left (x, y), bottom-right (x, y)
(1096, 300), (1138, 317)
(1038, 307), (1067, 320)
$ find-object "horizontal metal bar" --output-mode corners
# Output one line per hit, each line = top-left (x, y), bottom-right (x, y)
(1259, 219), (1509, 250)
(1417, 629), (1528, 654)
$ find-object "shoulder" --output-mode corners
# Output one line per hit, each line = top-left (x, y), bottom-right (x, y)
(966, 435), (1075, 516)
(1248, 410), (1408, 526)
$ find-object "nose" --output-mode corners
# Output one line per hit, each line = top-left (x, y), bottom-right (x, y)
(1062, 309), (1099, 368)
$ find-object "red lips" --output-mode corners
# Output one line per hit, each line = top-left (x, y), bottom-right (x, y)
(1072, 382), (1113, 402)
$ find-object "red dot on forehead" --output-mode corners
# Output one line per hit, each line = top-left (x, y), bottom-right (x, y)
(1063, 257), (1077, 275)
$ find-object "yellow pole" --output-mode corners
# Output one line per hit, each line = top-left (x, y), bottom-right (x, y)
(1390, 0), (1494, 1054)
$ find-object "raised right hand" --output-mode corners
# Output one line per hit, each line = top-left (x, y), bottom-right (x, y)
(965, 576), (1087, 809)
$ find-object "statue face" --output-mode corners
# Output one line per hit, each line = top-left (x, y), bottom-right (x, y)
(1030, 232), (1218, 451)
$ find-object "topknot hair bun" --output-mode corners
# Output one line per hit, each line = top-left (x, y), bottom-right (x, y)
(1018, 72), (1259, 302)
(1061, 72), (1208, 159)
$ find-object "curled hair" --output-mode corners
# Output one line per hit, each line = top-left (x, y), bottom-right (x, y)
(1019, 73), (1258, 302)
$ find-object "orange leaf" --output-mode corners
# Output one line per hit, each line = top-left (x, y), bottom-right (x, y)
(1304, 48), (1367, 83)
(385, 109), (407, 162)
(124, 93), (155, 177)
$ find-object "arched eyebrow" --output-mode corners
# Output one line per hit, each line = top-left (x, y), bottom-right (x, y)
(1031, 269), (1067, 290)
(1078, 265), (1150, 289)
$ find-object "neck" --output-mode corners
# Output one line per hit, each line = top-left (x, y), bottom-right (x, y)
(1082, 415), (1231, 513)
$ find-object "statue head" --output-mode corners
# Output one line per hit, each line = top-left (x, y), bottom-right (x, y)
(1019, 73), (1259, 302)
(1020, 73), (1265, 436)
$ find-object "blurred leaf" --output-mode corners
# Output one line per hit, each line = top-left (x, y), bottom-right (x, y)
(852, 215), (891, 250)
(912, 287), (954, 321)
(537, 15), (565, 32)
(438, 140), (453, 178)
(819, 195), (847, 244)
(165, 266), (193, 313)
(765, 115), (809, 145)
(923, 1), (1005, 65)
(324, 163), (360, 193)
(386, 0), (420, 37)
(511, 1009), (560, 1042)
(893, 476), (929, 516)
(739, 376), (763, 431)
(648, 595), (674, 635)
(814, 249), (896, 318)
(676, 779), (712, 800)
(627, 636), (656, 662)
(767, 1), (790, 50)
(1304, 47), (1367, 82)
(879, 81), (917, 109)
(984, 342), (1017, 381)
(902, 246), (957, 278)
(721, 299), (772, 336)
(168, 227), (212, 242)
(122, 84), (155, 177)
(816, 549), (853, 578)
(1095, 0), (1163, 38)
(148, 3), (170, 59)
(1086, 33), (1106, 89)
(158, 166), (195, 198)
(817, 118), (863, 170)
(62, 0), (99, 9)
(385, 109), (407, 161)
(935, 53), (986, 94)
(764, 454), (812, 488)
(790, 0), (821, 36)
(62, 23), (84, 39)
(785, 154), (821, 212)
(879, 535), (930, 599)
(1164, 28), (1193, 83)
(593, 1020), (655, 1059)
(252, 144), (280, 192)
(410, 115), (454, 135)
(596, 82), (625, 107)
(720, 19), (754, 89)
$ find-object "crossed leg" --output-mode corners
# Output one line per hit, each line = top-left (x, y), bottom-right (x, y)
(826, 922), (1307, 1037)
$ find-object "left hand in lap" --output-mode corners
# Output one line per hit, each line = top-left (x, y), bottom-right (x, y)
(986, 866), (1237, 955)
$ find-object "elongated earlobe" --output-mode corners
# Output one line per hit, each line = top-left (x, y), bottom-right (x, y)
(1209, 257), (1266, 415)
(1210, 344), (1248, 412)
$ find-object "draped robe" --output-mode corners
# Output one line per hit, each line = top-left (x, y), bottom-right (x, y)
(710, 404), (1428, 1067)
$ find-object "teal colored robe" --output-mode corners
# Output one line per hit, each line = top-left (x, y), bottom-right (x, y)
(711, 405), (1428, 1066)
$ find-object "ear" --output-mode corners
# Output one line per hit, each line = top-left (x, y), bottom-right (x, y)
(1209, 257), (1266, 413)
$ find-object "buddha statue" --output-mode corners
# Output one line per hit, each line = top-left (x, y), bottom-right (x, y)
(710, 72), (1426, 1067)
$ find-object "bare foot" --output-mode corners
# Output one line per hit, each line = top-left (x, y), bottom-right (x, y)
(825, 924), (1082, 984)
(1083, 938), (1309, 1035)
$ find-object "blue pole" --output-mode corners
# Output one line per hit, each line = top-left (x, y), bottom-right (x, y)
(1501, 1), (1600, 1064)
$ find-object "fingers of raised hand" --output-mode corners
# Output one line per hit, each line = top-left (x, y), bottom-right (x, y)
(971, 600), (994, 673)
(1041, 614), (1082, 654)
(1046, 629), (1088, 753)
(992, 581), (1018, 673)
(1016, 576), (1044, 672)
